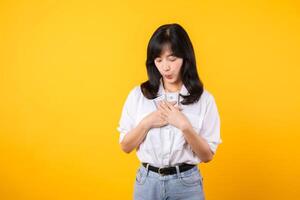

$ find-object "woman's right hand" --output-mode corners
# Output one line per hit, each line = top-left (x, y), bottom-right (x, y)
(142, 101), (176, 129)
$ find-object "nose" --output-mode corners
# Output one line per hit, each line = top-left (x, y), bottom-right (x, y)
(162, 60), (170, 71)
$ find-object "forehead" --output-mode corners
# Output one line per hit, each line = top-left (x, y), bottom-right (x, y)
(159, 44), (174, 57)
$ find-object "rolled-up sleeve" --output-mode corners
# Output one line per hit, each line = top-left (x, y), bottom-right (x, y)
(116, 86), (138, 144)
(200, 94), (222, 154)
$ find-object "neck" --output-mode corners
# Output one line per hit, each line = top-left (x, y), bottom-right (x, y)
(162, 79), (183, 93)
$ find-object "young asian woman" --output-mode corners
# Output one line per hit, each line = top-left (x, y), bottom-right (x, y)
(117, 23), (222, 200)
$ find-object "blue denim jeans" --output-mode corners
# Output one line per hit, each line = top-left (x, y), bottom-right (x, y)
(134, 163), (205, 200)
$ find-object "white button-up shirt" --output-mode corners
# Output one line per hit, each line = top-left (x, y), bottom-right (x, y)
(117, 78), (222, 167)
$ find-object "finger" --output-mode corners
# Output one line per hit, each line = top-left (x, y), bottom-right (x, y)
(162, 120), (168, 125)
(157, 101), (166, 111)
(174, 104), (182, 111)
(156, 100), (163, 108)
(157, 100), (165, 107)
(164, 100), (175, 111)
(167, 101), (177, 105)
(160, 111), (168, 119)
(164, 100), (173, 109)
(159, 101), (171, 112)
(160, 114), (167, 122)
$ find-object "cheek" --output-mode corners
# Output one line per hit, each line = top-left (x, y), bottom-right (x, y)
(155, 62), (166, 73)
(155, 63), (163, 73)
(172, 61), (183, 73)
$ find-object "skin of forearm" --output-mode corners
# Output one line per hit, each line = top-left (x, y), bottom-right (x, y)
(120, 120), (150, 153)
(180, 123), (214, 163)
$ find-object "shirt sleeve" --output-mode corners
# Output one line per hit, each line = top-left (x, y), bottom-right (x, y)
(116, 86), (138, 144)
(200, 93), (222, 155)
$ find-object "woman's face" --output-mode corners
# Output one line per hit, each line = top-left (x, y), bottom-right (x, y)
(154, 46), (183, 84)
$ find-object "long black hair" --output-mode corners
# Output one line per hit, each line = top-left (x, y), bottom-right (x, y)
(140, 23), (204, 105)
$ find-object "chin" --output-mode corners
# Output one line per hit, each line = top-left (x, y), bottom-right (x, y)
(164, 78), (173, 83)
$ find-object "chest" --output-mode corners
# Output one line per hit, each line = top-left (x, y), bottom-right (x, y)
(134, 95), (206, 134)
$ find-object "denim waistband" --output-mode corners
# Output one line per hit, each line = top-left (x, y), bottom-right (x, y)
(138, 163), (201, 180)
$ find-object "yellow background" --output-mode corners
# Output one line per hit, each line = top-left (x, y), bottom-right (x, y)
(0, 0), (299, 199)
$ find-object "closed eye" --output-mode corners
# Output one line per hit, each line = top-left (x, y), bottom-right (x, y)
(155, 58), (162, 62)
(169, 57), (177, 61)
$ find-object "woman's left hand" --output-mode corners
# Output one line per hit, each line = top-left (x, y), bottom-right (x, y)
(157, 100), (191, 130)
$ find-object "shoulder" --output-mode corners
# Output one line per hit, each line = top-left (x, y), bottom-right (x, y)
(125, 85), (142, 103)
(201, 89), (217, 107)
(201, 88), (217, 104)
(128, 85), (141, 97)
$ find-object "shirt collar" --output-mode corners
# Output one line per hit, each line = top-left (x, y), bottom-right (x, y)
(157, 77), (189, 96)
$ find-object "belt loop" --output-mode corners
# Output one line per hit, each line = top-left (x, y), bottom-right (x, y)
(175, 165), (181, 178)
(146, 163), (150, 176)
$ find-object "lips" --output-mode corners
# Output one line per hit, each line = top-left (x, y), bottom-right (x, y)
(165, 75), (172, 79)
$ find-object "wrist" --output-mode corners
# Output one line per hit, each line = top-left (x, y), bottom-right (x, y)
(140, 119), (151, 131)
(180, 122), (192, 132)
